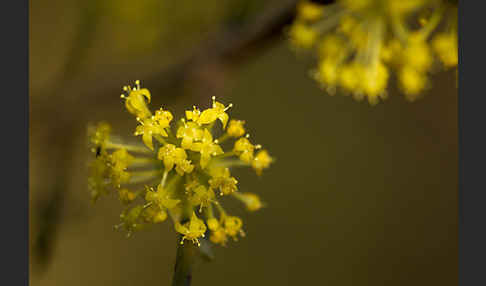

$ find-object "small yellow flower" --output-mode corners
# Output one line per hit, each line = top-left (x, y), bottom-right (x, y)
(297, 1), (324, 21)
(433, 33), (458, 68)
(120, 80), (152, 119)
(222, 216), (244, 240)
(145, 184), (180, 210)
(185, 106), (201, 122)
(226, 119), (246, 138)
(206, 218), (228, 246)
(190, 129), (224, 169)
(197, 96), (232, 128)
(401, 35), (433, 72)
(399, 67), (428, 99)
(233, 192), (264, 212)
(142, 205), (168, 223)
(233, 136), (260, 164)
(109, 149), (134, 188)
(118, 188), (137, 204)
(289, 22), (317, 49)
(208, 167), (238, 196)
(338, 64), (360, 91)
(315, 60), (340, 87)
(175, 212), (207, 246)
(176, 121), (204, 150)
(359, 62), (389, 102)
(154, 107), (174, 127)
(88, 121), (111, 154)
(134, 117), (168, 151)
(185, 182), (215, 212)
(158, 144), (194, 176)
(251, 150), (273, 176)
(118, 205), (145, 235)
(88, 157), (110, 202)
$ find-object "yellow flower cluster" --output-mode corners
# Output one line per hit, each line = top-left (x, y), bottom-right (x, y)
(88, 81), (273, 246)
(289, 0), (458, 104)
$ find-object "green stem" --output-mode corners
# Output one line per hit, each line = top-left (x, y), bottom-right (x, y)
(171, 236), (198, 286)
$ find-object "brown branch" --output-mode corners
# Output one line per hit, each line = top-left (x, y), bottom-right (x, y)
(31, 0), (299, 124)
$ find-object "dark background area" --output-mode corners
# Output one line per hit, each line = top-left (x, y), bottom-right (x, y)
(29, 0), (457, 285)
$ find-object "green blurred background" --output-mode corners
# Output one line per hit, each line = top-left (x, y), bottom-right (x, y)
(30, 0), (457, 285)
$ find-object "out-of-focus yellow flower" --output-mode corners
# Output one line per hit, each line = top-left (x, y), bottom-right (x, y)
(252, 150), (273, 176)
(145, 184), (180, 210)
(297, 1), (324, 21)
(288, 0), (458, 103)
(88, 81), (273, 247)
(226, 119), (246, 138)
(289, 22), (318, 49)
(222, 216), (244, 240)
(399, 67), (428, 99)
(233, 192), (264, 212)
(118, 188), (137, 205)
(433, 32), (458, 68)
(234, 136), (260, 164)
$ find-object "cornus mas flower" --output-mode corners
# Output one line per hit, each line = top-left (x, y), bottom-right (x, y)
(288, 0), (458, 104)
(88, 81), (273, 246)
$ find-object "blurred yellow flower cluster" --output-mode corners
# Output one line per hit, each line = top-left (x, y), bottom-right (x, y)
(289, 0), (457, 104)
(88, 81), (272, 246)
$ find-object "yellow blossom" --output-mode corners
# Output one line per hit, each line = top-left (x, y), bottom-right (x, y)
(208, 167), (238, 196)
(233, 192), (264, 212)
(297, 1), (324, 21)
(120, 80), (152, 119)
(399, 67), (428, 99)
(109, 149), (134, 187)
(185, 182), (215, 211)
(433, 33), (458, 68)
(158, 144), (194, 176)
(145, 184), (180, 210)
(118, 205), (145, 235)
(233, 136), (260, 163)
(185, 106), (201, 122)
(154, 107), (174, 127)
(175, 212), (207, 246)
(142, 205), (168, 223)
(222, 216), (244, 240)
(206, 218), (228, 246)
(289, 22), (317, 49)
(401, 35), (433, 72)
(359, 62), (389, 102)
(197, 96), (232, 128)
(88, 121), (111, 154)
(176, 121), (204, 150)
(134, 117), (169, 151)
(251, 150), (273, 176)
(226, 119), (246, 137)
(190, 129), (223, 169)
(118, 188), (137, 204)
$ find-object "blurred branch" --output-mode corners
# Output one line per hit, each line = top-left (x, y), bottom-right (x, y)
(31, 0), (299, 124)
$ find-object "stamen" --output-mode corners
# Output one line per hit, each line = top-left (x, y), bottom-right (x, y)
(224, 103), (233, 111)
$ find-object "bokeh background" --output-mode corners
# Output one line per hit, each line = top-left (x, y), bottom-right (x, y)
(30, 0), (457, 285)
